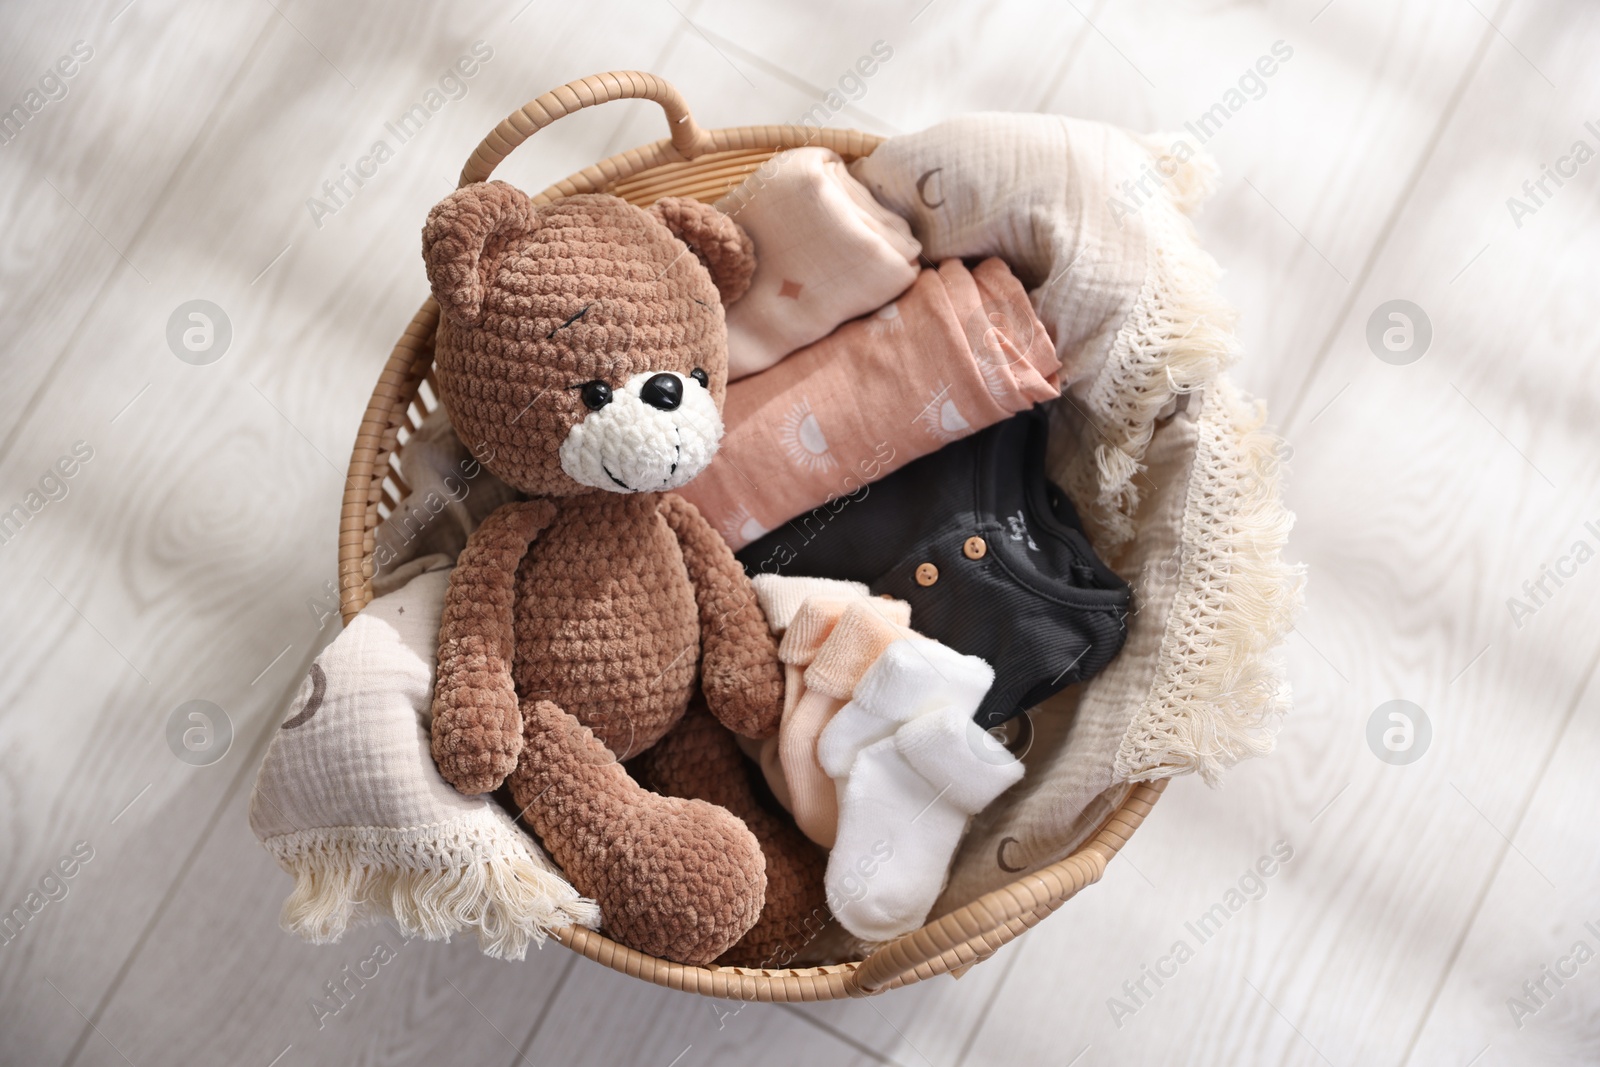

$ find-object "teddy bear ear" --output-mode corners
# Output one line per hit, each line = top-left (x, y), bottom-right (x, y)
(422, 181), (538, 323)
(648, 196), (756, 305)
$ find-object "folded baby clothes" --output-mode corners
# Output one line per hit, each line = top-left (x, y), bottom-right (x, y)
(813, 115), (1302, 920)
(678, 257), (1061, 550)
(249, 566), (599, 960)
(777, 596), (911, 847)
(849, 113), (1230, 548)
(819, 639), (1021, 941)
(740, 406), (1131, 728)
(743, 574), (876, 812)
(717, 147), (922, 380)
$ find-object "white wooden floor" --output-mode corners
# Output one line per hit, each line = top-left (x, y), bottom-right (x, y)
(2, 0), (1597, 1064)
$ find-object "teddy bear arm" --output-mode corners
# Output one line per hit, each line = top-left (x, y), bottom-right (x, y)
(657, 493), (784, 739)
(430, 499), (557, 794)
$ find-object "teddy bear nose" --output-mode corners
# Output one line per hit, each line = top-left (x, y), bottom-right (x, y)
(639, 372), (683, 411)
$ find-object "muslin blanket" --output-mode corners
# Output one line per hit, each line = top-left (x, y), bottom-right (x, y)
(677, 257), (1059, 550)
(850, 113), (1303, 914)
(248, 565), (599, 960)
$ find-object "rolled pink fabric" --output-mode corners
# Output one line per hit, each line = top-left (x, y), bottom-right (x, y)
(679, 257), (1061, 549)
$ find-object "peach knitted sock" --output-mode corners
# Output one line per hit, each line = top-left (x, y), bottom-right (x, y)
(767, 594), (858, 821)
(784, 591), (853, 742)
(778, 598), (910, 846)
(741, 576), (873, 813)
(750, 574), (870, 635)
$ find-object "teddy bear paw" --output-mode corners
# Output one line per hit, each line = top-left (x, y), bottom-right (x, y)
(591, 794), (767, 966)
(431, 720), (521, 795)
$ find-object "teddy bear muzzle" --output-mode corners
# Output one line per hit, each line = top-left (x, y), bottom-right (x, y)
(557, 370), (724, 494)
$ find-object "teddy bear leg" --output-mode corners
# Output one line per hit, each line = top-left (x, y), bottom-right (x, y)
(634, 701), (832, 968)
(506, 699), (765, 966)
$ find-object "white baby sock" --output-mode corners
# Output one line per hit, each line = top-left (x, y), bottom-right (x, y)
(816, 638), (992, 779)
(819, 639), (1016, 941)
(826, 702), (1024, 941)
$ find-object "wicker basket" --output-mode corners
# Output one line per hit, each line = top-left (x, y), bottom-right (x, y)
(336, 71), (1164, 1000)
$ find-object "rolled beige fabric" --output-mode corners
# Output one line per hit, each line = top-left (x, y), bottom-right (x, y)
(718, 146), (922, 380)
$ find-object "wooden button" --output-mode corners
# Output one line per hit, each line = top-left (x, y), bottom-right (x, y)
(915, 562), (939, 586)
(963, 536), (987, 560)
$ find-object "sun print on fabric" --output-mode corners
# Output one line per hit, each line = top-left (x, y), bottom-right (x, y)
(778, 397), (837, 472)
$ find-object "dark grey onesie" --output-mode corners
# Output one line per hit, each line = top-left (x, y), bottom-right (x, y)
(738, 406), (1130, 728)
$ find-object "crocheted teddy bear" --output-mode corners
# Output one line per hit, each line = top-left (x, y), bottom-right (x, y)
(420, 181), (825, 966)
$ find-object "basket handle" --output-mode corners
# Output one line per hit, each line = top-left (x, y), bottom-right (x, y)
(458, 71), (713, 187)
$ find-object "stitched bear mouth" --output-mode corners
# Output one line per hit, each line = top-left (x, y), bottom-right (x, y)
(558, 375), (717, 494)
(602, 442), (681, 492)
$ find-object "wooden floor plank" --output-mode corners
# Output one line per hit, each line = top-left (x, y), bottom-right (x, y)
(0, 0), (278, 464)
(525, 954), (896, 1067)
(62, 756), (579, 1067)
(1406, 650), (1600, 1066)
(1028, 0), (1509, 422)
(956, 0), (1600, 1063)
(0, 2), (690, 1063)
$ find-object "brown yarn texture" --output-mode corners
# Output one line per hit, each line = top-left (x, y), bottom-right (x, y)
(633, 702), (830, 967)
(423, 183), (809, 965)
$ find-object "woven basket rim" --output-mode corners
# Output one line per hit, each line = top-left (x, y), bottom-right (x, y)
(333, 71), (1164, 999)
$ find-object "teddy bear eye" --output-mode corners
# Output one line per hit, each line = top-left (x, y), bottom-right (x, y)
(577, 380), (612, 410)
(690, 368), (709, 388)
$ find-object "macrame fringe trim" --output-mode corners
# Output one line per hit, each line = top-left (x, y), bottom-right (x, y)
(263, 809), (599, 961)
(1076, 130), (1304, 782)
(1083, 132), (1237, 546)
(1115, 378), (1306, 784)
